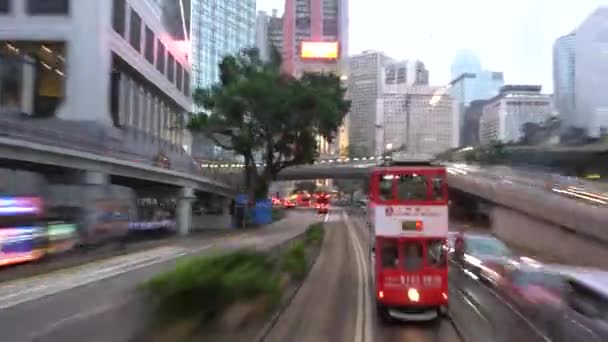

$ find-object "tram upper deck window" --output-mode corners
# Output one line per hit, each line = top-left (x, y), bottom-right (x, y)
(378, 174), (393, 200)
(397, 174), (427, 200)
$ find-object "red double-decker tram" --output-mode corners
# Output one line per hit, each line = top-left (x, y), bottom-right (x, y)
(369, 156), (449, 322)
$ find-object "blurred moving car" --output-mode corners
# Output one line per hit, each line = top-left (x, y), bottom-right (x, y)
(282, 199), (296, 209)
(316, 192), (330, 214)
(452, 233), (515, 284)
(499, 264), (608, 342)
(317, 203), (329, 214)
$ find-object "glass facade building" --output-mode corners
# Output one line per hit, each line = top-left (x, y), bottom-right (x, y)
(574, 8), (608, 138)
(450, 49), (504, 106)
(191, 0), (255, 90)
(553, 32), (576, 131)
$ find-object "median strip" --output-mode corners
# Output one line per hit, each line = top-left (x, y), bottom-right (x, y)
(134, 222), (326, 342)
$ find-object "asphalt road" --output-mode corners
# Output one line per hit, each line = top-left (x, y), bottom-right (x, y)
(0, 211), (318, 342)
(265, 209), (464, 342)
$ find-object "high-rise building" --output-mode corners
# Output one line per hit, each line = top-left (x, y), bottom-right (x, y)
(255, 10), (270, 61)
(0, 0), (193, 154)
(348, 50), (392, 156)
(378, 86), (459, 156)
(281, 0), (348, 77)
(573, 7), (608, 138)
(256, 9), (285, 61)
(462, 100), (489, 146)
(383, 60), (429, 89)
(267, 9), (283, 55)
(450, 49), (504, 105)
(479, 85), (552, 145)
(191, 0), (256, 89)
(553, 32), (576, 131)
(450, 49), (504, 146)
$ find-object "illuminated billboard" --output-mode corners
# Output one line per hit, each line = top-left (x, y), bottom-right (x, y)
(301, 42), (339, 59)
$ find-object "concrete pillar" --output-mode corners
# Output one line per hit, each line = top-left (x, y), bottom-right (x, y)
(177, 187), (195, 236)
(82, 171), (109, 185)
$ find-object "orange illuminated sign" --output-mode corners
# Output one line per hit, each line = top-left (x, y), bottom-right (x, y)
(301, 41), (339, 59)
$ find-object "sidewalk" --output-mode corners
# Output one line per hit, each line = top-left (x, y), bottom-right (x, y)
(192, 212), (232, 231)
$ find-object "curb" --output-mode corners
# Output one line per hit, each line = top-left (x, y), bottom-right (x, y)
(253, 225), (326, 342)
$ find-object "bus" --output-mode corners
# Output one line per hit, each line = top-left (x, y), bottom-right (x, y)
(0, 197), (47, 267)
(369, 156), (449, 322)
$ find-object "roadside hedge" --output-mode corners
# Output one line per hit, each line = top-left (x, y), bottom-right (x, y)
(143, 250), (280, 323)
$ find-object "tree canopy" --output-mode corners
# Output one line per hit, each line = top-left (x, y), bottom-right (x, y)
(189, 48), (350, 198)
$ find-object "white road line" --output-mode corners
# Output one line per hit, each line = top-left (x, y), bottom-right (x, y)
(29, 295), (135, 340)
(324, 213), (329, 222)
(344, 211), (364, 342)
(0, 244), (213, 310)
(346, 212), (373, 342)
(343, 212), (373, 342)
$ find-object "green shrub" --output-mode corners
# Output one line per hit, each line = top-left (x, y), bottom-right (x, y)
(305, 223), (324, 246)
(143, 250), (280, 324)
(282, 241), (307, 281)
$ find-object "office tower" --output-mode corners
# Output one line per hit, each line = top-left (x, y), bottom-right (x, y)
(191, 0), (256, 89)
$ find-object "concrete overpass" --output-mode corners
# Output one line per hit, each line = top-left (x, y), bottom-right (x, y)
(277, 162), (608, 268)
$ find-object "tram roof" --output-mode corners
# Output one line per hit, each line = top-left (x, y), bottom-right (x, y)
(377, 153), (441, 166)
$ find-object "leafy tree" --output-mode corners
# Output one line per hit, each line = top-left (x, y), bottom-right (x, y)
(478, 140), (507, 164)
(189, 48), (350, 199)
(463, 150), (479, 163)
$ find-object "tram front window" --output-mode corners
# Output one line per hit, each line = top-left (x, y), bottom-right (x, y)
(427, 239), (447, 267)
(381, 240), (399, 268)
(402, 241), (424, 271)
(397, 174), (427, 200)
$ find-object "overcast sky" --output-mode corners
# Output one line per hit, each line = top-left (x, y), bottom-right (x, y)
(257, 0), (608, 92)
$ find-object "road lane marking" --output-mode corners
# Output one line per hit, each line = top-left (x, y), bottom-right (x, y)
(344, 211), (364, 342)
(343, 211), (373, 342)
(324, 213), (329, 222)
(29, 295), (136, 341)
(0, 244), (213, 310)
(346, 212), (373, 342)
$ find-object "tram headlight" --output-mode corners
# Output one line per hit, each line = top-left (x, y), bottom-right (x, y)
(408, 288), (420, 302)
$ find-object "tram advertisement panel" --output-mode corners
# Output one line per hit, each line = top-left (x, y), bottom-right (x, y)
(373, 205), (448, 237)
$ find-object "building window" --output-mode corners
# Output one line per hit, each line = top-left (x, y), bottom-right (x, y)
(129, 9), (142, 52)
(1, 42), (67, 118)
(144, 26), (154, 64)
(183, 71), (190, 96)
(167, 53), (175, 83)
(323, 19), (338, 36)
(176, 63), (183, 91)
(27, 0), (69, 15)
(112, 0), (126, 37)
(156, 41), (165, 74)
(0, 0), (10, 13)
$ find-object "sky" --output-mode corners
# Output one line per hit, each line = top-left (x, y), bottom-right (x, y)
(256, 0), (608, 93)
